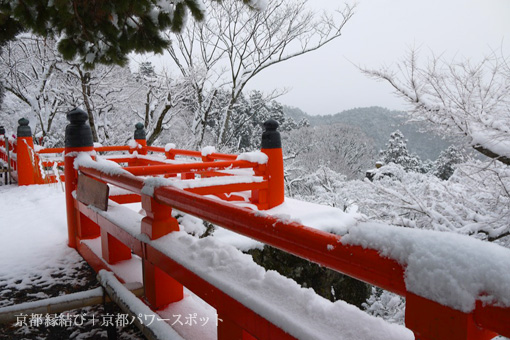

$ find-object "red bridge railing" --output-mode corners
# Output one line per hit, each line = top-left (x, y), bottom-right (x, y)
(4, 108), (510, 339)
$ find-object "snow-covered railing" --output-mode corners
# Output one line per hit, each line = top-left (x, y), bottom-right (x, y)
(62, 109), (510, 340)
(0, 125), (14, 184)
(5, 113), (283, 211)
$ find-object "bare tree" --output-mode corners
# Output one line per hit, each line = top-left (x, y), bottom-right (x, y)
(58, 62), (138, 143)
(165, 22), (225, 148)
(361, 50), (510, 165)
(166, 0), (355, 148)
(0, 34), (66, 142)
(283, 124), (376, 198)
(0, 33), (140, 146)
(130, 65), (190, 145)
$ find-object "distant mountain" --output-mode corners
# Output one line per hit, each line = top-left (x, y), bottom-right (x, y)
(283, 106), (453, 161)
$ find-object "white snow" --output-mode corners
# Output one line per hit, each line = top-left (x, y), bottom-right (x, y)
(0, 184), (83, 301)
(127, 139), (140, 149)
(0, 287), (103, 314)
(79, 191), (413, 339)
(149, 231), (413, 340)
(201, 145), (216, 157)
(341, 222), (510, 313)
(165, 143), (176, 152)
(247, 0), (268, 11)
(236, 151), (268, 164)
(214, 197), (361, 251)
(142, 175), (265, 197)
(471, 127), (510, 159)
(74, 152), (129, 176)
(98, 270), (185, 340)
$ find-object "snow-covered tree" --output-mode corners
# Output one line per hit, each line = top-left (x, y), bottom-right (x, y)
(0, 0), (268, 67)
(205, 90), (300, 151)
(283, 124), (376, 198)
(165, 0), (354, 148)
(130, 63), (190, 146)
(62, 62), (139, 144)
(362, 50), (510, 166)
(0, 33), (144, 146)
(0, 34), (68, 145)
(363, 287), (405, 326)
(432, 145), (467, 180)
(379, 130), (422, 172)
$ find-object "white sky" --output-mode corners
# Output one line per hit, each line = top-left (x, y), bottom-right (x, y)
(246, 0), (510, 116)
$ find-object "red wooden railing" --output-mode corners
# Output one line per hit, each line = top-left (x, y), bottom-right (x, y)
(4, 109), (510, 339)
(1, 118), (280, 211)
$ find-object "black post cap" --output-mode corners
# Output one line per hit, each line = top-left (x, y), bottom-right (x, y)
(0, 126), (5, 135)
(134, 122), (146, 140)
(17, 118), (32, 137)
(261, 119), (281, 149)
(65, 108), (93, 148)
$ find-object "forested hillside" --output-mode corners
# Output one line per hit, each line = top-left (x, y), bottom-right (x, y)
(284, 106), (454, 161)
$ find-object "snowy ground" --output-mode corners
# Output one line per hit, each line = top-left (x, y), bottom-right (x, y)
(0, 184), (143, 339)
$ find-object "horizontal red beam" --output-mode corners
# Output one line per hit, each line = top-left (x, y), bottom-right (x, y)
(77, 166), (405, 294)
(38, 145), (131, 154)
(146, 146), (238, 161)
(123, 160), (257, 176)
(94, 145), (131, 152)
(38, 147), (65, 154)
(153, 185), (407, 296)
(80, 167), (144, 195)
(42, 161), (64, 167)
(186, 181), (267, 196)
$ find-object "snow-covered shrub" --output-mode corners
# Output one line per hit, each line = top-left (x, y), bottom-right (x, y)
(363, 287), (406, 325)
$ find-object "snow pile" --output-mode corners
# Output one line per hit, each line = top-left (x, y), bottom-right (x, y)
(247, 0), (268, 11)
(266, 198), (361, 235)
(341, 222), (510, 312)
(236, 151), (268, 164)
(127, 139), (139, 149)
(142, 174), (265, 197)
(151, 231), (413, 340)
(142, 177), (175, 197)
(201, 145), (216, 157)
(214, 197), (361, 251)
(74, 152), (129, 176)
(165, 143), (176, 152)
(471, 127), (510, 160)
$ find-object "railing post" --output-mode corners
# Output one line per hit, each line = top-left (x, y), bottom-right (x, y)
(64, 108), (95, 248)
(16, 118), (37, 185)
(258, 119), (284, 209)
(128, 123), (147, 167)
(141, 194), (183, 309)
(133, 122), (148, 155)
(0, 126), (4, 163)
(405, 292), (497, 340)
(0, 126), (6, 185)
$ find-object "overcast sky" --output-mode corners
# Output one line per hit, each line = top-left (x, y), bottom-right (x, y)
(246, 0), (510, 116)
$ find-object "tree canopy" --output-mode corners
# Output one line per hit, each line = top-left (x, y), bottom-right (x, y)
(0, 0), (264, 68)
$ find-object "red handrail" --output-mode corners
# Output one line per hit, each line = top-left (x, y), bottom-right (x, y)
(72, 163), (509, 340)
